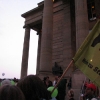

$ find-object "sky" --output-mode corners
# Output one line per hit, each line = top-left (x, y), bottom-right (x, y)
(0, 0), (42, 79)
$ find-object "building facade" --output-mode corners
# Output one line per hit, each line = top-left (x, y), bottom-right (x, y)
(20, 0), (100, 99)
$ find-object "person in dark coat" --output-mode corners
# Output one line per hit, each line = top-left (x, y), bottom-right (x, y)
(52, 62), (67, 100)
(53, 74), (67, 100)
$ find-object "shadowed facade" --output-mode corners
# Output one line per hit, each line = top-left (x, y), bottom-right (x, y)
(20, 0), (100, 99)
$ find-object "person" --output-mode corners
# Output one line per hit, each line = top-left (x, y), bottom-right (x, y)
(43, 76), (52, 88)
(1, 79), (16, 86)
(80, 83), (98, 100)
(52, 62), (67, 100)
(0, 85), (25, 100)
(67, 89), (75, 100)
(17, 75), (51, 100)
(53, 74), (67, 100)
(53, 76), (58, 86)
(67, 77), (72, 90)
(1, 79), (11, 86)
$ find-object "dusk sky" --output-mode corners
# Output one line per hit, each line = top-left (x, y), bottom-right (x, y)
(0, 0), (42, 79)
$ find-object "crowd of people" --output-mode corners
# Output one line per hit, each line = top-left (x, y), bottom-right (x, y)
(0, 75), (100, 100)
(0, 75), (51, 100)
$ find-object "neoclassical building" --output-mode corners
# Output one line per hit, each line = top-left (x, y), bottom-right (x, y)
(20, 0), (100, 99)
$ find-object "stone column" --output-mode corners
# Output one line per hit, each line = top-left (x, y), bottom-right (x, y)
(74, 1), (89, 99)
(20, 25), (30, 79)
(75, 0), (89, 50)
(39, 0), (53, 73)
(36, 31), (41, 75)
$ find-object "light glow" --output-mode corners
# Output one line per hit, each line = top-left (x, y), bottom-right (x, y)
(90, 59), (92, 62)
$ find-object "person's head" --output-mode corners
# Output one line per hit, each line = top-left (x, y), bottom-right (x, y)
(85, 83), (96, 96)
(67, 89), (74, 98)
(17, 75), (51, 100)
(0, 85), (25, 100)
(54, 74), (61, 81)
(1, 79), (11, 86)
(43, 76), (49, 82)
(43, 76), (50, 87)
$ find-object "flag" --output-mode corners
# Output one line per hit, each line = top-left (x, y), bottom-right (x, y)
(73, 20), (100, 87)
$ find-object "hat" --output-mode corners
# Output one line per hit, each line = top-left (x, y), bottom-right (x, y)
(86, 83), (96, 91)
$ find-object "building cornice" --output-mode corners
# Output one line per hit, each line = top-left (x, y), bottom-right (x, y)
(21, 1), (44, 18)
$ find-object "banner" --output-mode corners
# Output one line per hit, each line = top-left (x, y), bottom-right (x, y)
(73, 20), (100, 87)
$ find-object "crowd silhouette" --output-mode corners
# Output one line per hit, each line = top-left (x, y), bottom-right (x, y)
(0, 75), (100, 100)
(0, 62), (100, 100)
